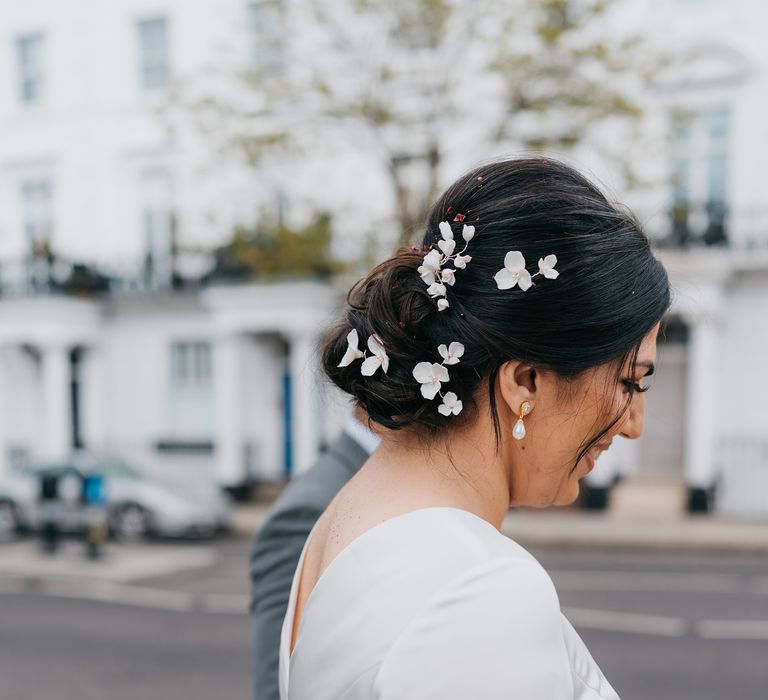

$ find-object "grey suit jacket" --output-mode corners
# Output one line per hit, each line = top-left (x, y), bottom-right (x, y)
(249, 430), (369, 700)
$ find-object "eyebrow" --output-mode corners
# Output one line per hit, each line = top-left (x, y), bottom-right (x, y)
(636, 361), (655, 375)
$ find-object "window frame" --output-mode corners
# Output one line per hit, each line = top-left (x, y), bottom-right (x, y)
(137, 16), (170, 91)
(16, 33), (45, 104)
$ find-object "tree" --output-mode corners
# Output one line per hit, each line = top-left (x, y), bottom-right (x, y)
(207, 213), (344, 282)
(172, 0), (660, 248)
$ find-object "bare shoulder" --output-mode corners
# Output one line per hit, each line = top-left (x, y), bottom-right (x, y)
(307, 475), (387, 573)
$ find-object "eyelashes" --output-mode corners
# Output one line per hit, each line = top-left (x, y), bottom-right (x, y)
(622, 379), (650, 394)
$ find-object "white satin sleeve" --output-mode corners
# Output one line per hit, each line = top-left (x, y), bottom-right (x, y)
(371, 557), (574, 700)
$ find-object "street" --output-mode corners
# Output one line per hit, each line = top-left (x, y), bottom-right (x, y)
(0, 594), (250, 700)
(1, 537), (766, 699)
(535, 547), (768, 699)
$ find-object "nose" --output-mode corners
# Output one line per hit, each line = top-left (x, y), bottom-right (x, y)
(619, 393), (645, 440)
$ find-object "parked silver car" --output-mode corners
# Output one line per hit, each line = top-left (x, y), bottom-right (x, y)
(0, 454), (232, 541)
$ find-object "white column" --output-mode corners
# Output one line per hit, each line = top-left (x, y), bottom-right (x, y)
(41, 343), (72, 458)
(213, 333), (243, 486)
(288, 332), (320, 476)
(684, 318), (719, 488)
(0, 347), (9, 479)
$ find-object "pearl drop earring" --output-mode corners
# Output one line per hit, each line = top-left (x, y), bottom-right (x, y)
(513, 401), (532, 440)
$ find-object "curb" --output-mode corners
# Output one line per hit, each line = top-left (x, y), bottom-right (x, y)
(233, 504), (768, 554)
(502, 512), (768, 554)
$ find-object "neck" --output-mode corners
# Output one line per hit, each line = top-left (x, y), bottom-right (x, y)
(360, 419), (511, 530)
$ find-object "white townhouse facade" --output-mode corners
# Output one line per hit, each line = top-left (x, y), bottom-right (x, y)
(579, 0), (768, 518)
(0, 0), (767, 516)
(0, 282), (344, 490)
(0, 0), (350, 490)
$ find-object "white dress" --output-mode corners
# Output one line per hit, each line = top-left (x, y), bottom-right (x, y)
(279, 506), (620, 700)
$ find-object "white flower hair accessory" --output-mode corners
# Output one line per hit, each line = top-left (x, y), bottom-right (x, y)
(537, 254), (559, 279)
(417, 219), (475, 312)
(494, 252), (559, 291)
(412, 341), (465, 416)
(337, 329), (390, 376)
(438, 391), (462, 416)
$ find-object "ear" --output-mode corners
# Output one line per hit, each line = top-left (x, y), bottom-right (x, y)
(496, 360), (538, 418)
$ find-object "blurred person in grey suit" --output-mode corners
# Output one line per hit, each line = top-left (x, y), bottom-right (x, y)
(249, 408), (380, 700)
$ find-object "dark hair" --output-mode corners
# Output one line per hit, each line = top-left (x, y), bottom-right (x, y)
(321, 157), (671, 473)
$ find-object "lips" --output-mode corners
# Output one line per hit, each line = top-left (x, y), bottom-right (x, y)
(585, 441), (612, 471)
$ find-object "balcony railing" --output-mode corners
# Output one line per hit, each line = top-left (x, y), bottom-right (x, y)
(0, 256), (193, 300)
(651, 201), (768, 250)
(0, 257), (103, 298)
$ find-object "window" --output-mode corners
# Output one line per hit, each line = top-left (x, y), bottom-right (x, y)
(671, 156), (689, 205)
(21, 179), (53, 253)
(707, 109), (729, 205)
(17, 33), (44, 104)
(670, 108), (730, 206)
(143, 208), (173, 259)
(670, 115), (692, 200)
(141, 170), (174, 288)
(248, 1), (284, 74)
(668, 107), (730, 245)
(137, 17), (169, 90)
(171, 342), (212, 387)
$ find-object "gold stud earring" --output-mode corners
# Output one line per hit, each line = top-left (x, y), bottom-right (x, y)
(513, 401), (531, 440)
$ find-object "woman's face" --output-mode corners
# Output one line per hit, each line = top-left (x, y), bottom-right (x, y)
(507, 322), (660, 508)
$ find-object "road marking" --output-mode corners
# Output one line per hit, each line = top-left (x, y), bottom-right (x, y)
(43, 580), (196, 612)
(4, 574), (768, 641)
(0, 579), (26, 594)
(205, 592), (250, 614)
(563, 606), (687, 637)
(552, 571), (745, 593)
(0, 576), (246, 615)
(748, 577), (768, 595)
(698, 619), (768, 640)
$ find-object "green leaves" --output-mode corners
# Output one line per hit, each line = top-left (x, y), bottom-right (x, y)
(209, 214), (344, 282)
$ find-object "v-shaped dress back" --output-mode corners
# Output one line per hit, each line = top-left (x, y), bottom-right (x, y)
(279, 506), (620, 700)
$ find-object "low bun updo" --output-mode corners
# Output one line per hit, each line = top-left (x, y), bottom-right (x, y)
(321, 247), (473, 430)
(321, 157), (671, 457)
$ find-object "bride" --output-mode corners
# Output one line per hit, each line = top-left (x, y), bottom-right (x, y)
(279, 157), (669, 699)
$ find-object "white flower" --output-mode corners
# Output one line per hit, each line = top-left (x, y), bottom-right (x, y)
(412, 361), (449, 400)
(426, 281), (447, 298)
(441, 269), (456, 286)
(437, 238), (456, 256)
(438, 221), (454, 241)
(360, 334), (389, 376)
(438, 391), (463, 416)
(453, 254), (472, 269)
(438, 341), (464, 365)
(494, 251), (533, 291)
(338, 329), (365, 367)
(538, 254), (559, 279)
(418, 249), (442, 285)
(418, 219), (477, 309)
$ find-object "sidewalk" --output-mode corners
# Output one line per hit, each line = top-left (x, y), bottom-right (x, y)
(0, 537), (250, 613)
(0, 539), (216, 583)
(231, 501), (768, 553)
(500, 509), (768, 553)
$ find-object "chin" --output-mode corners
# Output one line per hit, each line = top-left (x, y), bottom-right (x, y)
(528, 490), (579, 509)
(552, 482), (581, 507)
